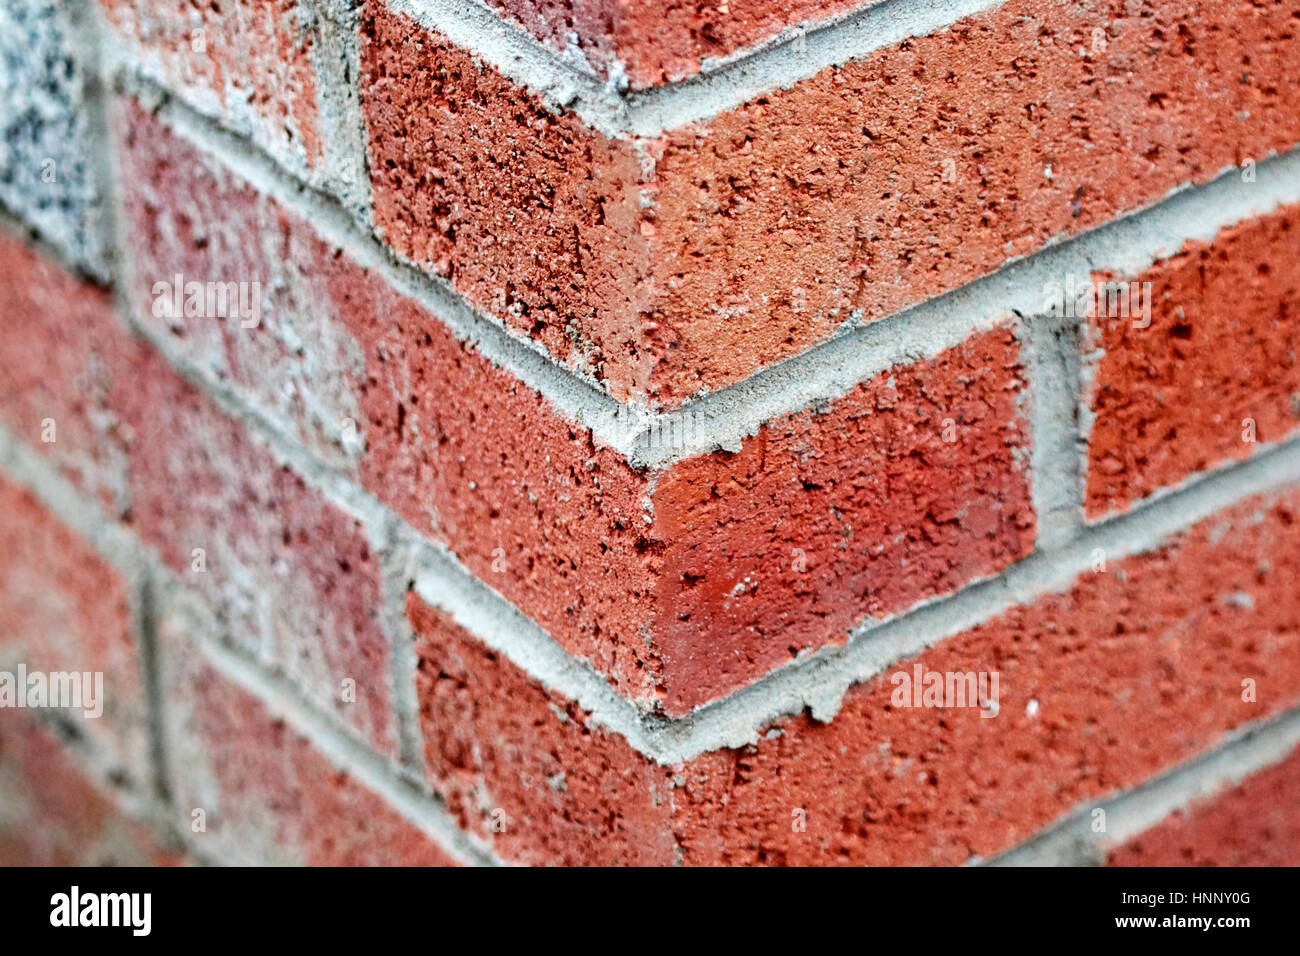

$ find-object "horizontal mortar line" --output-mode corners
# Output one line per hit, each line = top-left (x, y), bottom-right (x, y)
(640, 146), (1300, 465)
(412, 432), (1300, 765)
(0, 423), (503, 868)
(985, 704), (1300, 866)
(117, 250), (1300, 764)
(394, 0), (1006, 138)
(111, 61), (1300, 472)
(17, 695), (219, 866)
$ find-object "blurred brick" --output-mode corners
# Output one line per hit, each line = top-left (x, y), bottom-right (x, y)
(0, 0), (108, 278)
(1108, 741), (1300, 866)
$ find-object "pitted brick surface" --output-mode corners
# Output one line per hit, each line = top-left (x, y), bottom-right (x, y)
(1086, 202), (1300, 518)
(363, 0), (1300, 406)
(1108, 742), (1300, 866)
(483, 0), (871, 88)
(117, 102), (1034, 714)
(410, 486), (1300, 865)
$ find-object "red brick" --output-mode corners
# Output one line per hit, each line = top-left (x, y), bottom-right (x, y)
(155, 597), (458, 866)
(410, 596), (674, 866)
(1107, 741), (1300, 866)
(100, 0), (324, 175)
(0, 237), (129, 511)
(484, 0), (867, 88)
(118, 347), (399, 755)
(111, 98), (660, 704)
(0, 233), (397, 753)
(651, 329), (1032, 710)
(0, 476), (145, 782)
(0, 713), (179, 866)
(115, 100), (1033, 714)
(409, 484), (1300, 865)
(362, 8), (649, 397)
(362, 0), (1300, 406)
(1085, 202), (1300, 519)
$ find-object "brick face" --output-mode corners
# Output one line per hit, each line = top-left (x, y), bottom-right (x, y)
(1107, 741), (1300, 866)
(100, 0), (325, 176)
(410, 595), (675, 866)
(652, 327), (1033, 711)
(154, 595), (457, 866)
(361, 6), (648, 397)
(362, 0), (1300, 406)
(0, 237), (130, 511)
(1085, 202), (1300, 519)
(673, 485), (1300, 863)
(0, 477), (145, 783)
(409, 485), (1300, 865)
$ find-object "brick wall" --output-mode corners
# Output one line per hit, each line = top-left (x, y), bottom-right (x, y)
(1, 0), (1298, 866)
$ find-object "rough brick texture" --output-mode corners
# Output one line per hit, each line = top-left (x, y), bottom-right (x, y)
(115, 102), (1034, 713)
(5, 0), (1300, 869)
(1085, 201), (1300, 518)
(100, 0), (327, 180)
(410, 485), (1300, 865)
(1107, 741), (1300, 866)
(484, 0), (868, 88)
(363, 0), (1300, 406)
(0, 0), (107, 277)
